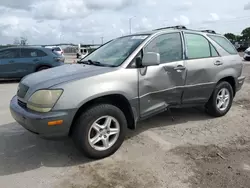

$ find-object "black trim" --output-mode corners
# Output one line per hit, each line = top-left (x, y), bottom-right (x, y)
(17, 99), (27, 109)
(140, 104), (167, 121)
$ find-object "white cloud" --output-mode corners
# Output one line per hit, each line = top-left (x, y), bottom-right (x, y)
(134, 17), (153, 31)
(120, 29), (125, 35)
(0, 0), (249, 44)
(85, 0), (134, 10)
(174, 15), (190, 25)
(244, 2), (250, 10)
(175, 1), (193, 11)
(145, 0), (157, 6)
(112, 24), (117, 29)
(0, 0), (33, 10)
(31, 0), (89, 20)
(210, 13), (220, 21)
(202, 13), (220, 24)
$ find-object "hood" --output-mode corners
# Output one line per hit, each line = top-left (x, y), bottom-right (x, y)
(21, 64), (116, 89)
(245, 47), (250, 52)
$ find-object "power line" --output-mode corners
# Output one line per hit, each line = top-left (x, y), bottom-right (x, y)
(192, 16), (250, 26)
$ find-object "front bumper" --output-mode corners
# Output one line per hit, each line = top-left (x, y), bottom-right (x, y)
(10, 95), (76, 139)
(236, 76), (246, 92)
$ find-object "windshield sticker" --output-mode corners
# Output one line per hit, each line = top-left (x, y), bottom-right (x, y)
(131, 36), (148, 40)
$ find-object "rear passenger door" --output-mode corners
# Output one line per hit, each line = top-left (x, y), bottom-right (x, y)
(182, 32), (222, 104)
(20, 48), (43, 76)
(0, 48), (21, 78)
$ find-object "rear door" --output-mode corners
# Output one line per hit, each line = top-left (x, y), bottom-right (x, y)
(0, 48), (21, 78)
(20, 48), (43, 76)
(207, 34), (243, 78)
(182, 32), (222, 104)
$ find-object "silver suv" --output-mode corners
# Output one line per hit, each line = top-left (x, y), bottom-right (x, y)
(10, 26), (245, 159)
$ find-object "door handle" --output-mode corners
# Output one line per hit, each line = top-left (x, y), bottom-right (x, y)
(174, 65), (186, 72)
(9, 60), (14, 63)
(214, 60), (223, 66)
(33, 59), (39, 62)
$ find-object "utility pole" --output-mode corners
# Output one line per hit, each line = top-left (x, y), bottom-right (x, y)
(129, 16), (136, 34)
(101, 37), (104, 44)
(129, 18), (132, 34)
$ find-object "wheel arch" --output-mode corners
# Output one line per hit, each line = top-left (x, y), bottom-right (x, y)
(69, 94), (136, 136)
(216, 76), (236, 96)
(35, 64), (52, 72)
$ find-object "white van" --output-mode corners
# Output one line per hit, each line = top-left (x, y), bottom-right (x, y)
(76, 44), (89, 59)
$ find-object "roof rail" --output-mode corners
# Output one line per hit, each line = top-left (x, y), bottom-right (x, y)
(200, 29), (216, 34)
(153, 25), (217, 34)
(153, 25), (187, 31)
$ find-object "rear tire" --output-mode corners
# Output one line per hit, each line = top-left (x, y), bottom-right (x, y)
(37, 66), (50, 71)
(72, 104), (127, 159)
(205, 81), (234, 117)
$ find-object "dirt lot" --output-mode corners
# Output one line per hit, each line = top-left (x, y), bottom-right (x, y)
(0, 62), (250, 188)
(57, 63), (250, 188)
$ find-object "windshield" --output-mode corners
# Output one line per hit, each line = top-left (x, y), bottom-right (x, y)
(80, 35), (149, 67)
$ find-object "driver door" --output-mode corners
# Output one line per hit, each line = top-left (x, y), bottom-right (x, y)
(139, 32), (186, 119)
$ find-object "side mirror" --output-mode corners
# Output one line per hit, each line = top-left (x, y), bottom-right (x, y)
(142, 52), (160, 66)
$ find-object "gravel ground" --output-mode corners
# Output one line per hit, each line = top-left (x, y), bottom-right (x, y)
(0, 62), (249, 188)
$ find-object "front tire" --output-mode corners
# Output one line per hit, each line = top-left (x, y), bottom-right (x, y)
(205, 81), (234, 117)
(72, 104), (127, 159)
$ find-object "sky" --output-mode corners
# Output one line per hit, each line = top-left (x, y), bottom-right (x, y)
(0, 0), (250, 45)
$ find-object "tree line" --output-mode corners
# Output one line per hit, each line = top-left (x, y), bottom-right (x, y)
(224, 27), (250, 43)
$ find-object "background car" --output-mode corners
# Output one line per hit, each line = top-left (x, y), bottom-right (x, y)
(236, 42), (249, 52)
(0, 46), (65, 79)
(244, 47), (250, 61)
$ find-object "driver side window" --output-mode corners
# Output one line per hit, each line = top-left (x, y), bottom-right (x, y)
(144, 32), (183, 64)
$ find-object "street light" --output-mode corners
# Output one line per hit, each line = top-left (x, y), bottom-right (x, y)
(129, 16), (136, 34)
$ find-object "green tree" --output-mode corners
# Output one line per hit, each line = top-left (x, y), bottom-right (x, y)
(224, 33), (236, 42)
(241, 27), (250, 41)
(235, 35), (243, 42)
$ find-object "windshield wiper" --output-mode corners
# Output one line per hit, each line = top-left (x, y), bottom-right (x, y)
(78, 59), (116, 67)
(78, 60), (101, 65)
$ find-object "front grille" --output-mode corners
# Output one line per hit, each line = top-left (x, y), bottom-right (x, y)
(18, 99), (27, 109)
(17, 83), (29, 98)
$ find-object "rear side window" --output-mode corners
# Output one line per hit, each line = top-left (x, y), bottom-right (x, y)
(21, 49), (47, 58)
(53, 47), (61, 51)
(184, 33), (219, 59)
(36, 50), (47, 57)
(208, 35), (237, 55)
(0, 49), (20, 59)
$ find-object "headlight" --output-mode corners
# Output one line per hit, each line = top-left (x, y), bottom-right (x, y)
(27, 89), (63, 112)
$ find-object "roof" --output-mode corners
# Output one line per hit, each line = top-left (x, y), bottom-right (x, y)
(0, 46), (53, 51)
